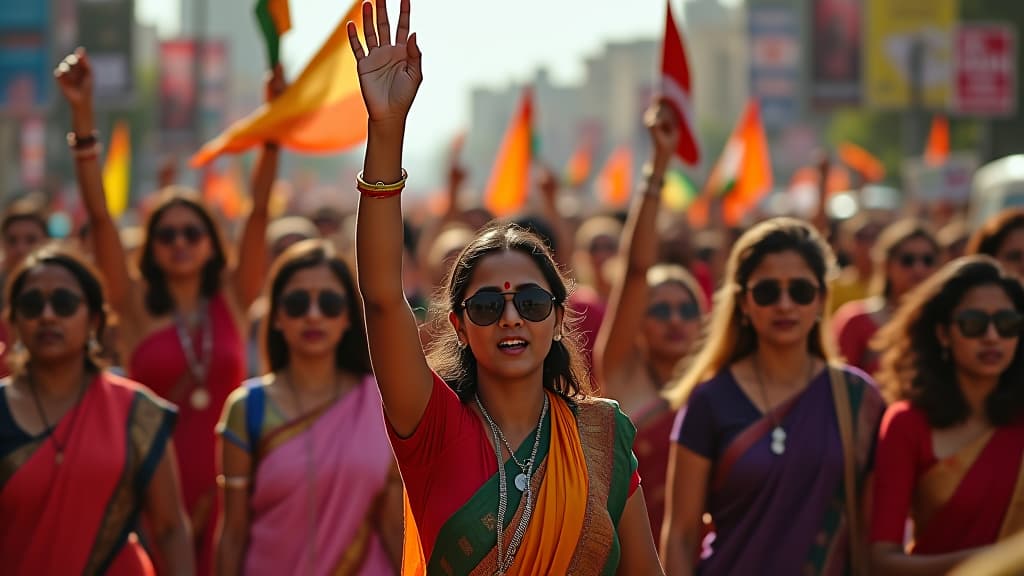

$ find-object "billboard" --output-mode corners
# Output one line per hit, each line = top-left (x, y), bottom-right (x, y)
(749, 5), (801, 126)
(0, 0), (49, 112)
(77, 0), (135, 100)
(810, 0), (863, 108)
(953, 24), (1017, 117)
(865, 0), (956, 110)
(159, 40), (229, 143)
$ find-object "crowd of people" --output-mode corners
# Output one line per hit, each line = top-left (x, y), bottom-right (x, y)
(1, 1), (1023, 574)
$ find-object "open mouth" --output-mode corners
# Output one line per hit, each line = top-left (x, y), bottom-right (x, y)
(497, 338), (528, 352)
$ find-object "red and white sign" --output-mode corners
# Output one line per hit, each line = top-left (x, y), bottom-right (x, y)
(953, 24), (1016, 117)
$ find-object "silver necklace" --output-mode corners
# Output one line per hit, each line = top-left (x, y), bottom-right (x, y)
(475, 393), (548, 575)
(174, 299), (213, 410)
(753, 355), (813, 455)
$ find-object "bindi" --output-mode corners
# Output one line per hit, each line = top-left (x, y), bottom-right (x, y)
(504, 282), (511, 290)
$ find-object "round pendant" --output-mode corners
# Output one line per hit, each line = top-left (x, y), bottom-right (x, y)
(55, 452), (64, 465)
(190, 387), (211, 410)
(514, 473), (528, 492)
(770, 426), (786, 455)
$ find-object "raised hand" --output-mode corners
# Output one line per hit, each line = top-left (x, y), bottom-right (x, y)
(54, 48), (93, 112)
(347, 0), (422, 125)
(538, 164), (560, 205)
(644, 100), (680, 170)
(265, 64), (286, 103)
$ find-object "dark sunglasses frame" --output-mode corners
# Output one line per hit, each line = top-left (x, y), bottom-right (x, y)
(461, 286), (557, 327)
(647, 301), (701, 322)
(280, 289), (348, 319)
(746, 278), (820, 307)
(154, 225), (207, 246)
(952, 309), (1024, 339)
(895, 252), (937, 269)
(15, 288), (84, 319)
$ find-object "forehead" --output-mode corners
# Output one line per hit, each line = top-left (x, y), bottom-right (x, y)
(955, 284), (1015, 311)
(896, 236), (936, 254)
(156, 203), (206, 226)
(20, 263), (82, 292)
(649, 281), (694, 303)
(746, 250), (817, 283)
(466, 250), (552, 294)
(281, 264), (344, 293)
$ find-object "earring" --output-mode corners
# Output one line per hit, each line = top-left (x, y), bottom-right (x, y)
(88, 331), (102, 356)
(553, 333), (563, 342)
(457, 340), (468, 350)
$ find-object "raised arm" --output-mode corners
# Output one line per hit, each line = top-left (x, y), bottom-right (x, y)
(55, 50), (137, 317)
(348, 0), (432, 437)
(232, 68), (285, 310)
(537, 165), (575, 269)
(595, 102), (678, 393)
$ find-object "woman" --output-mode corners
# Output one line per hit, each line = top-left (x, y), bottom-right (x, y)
(661, 218), (885, 575)
(0, 200), (51, 378)
(870, 256), (1024, 574)
(834, 219), (939, 375)
(347, 2), (663, 573)
(595, 101), (705, 540)
(966, 208), (1024, 281)
(216, 240), (401, 575)
(56, 48), (277, 574)
(0, 247), (192, 575)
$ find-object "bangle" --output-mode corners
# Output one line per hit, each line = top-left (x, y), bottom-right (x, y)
(216, 474), (251, 490)
(73, 142), (103, 161)
(356, 168), (408, 194)
(66, 130), (99, 150)
(361, 188), (404, 200)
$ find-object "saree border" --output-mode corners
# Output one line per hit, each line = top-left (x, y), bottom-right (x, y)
(566, 398), (617, 575)
(0, 437), (44, 494)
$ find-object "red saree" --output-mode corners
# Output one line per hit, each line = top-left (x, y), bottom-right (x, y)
(0, 372), (176, 575)
(632, 398), (675, 538)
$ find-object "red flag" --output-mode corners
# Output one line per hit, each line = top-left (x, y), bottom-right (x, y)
(925, 115), (950, 166)
(661, 0), (701, 166)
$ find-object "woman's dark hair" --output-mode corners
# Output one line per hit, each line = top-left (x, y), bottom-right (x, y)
(5, 244), (110, 374)
(874, 256), (1024, 428)
(139, 188), (228, 316)
(872, 219), (939, 298)
(967, 208), (1024, 258)
(426, 222), (590, 402)
(261, 239), (371, 376)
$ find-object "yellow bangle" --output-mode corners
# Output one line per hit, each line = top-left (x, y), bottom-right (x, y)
(216, 474), (251, 490)
(356, 168), (408, 193)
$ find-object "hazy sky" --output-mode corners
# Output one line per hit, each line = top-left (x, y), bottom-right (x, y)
(137, 0), (738, 180)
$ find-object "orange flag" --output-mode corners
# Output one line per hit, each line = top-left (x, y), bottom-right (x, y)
(203, 163), (248, 220)
(102, 120), (131, 218)
(598, 146), (633, 208)
(838, 142), (886, 183)
(484, 88), (535, 217)
(564, 132), (595, 189)
(706, 99), (773, 226)
(925, 115), (950, 166)
(190, 0), (368, 167)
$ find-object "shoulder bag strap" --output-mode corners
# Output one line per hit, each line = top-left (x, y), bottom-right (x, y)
(829, 364), (864, 576)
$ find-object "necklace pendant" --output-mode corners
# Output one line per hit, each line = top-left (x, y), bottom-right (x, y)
(55, 451), (64, 465)
(514, 473), (528, 492)
(770, 426), (786, 455)
(190, 388), (211, 410)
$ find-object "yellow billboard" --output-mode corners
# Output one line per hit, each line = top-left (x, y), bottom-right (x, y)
(866, 0), (957, 109)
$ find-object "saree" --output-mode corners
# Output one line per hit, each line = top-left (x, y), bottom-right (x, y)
(632, 397), (676, 539)
(236, 377), (396, 576)
(0, 372), (176, 575)
(402, 392), (637, 576)
(690, 366), (883, 576)
(129, 292), (244, 576)
(910, 420), (1024, 553)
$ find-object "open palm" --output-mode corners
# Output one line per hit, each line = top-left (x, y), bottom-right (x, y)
(347, 0), (422, 124)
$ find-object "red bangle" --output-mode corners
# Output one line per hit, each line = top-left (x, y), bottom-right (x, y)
(358, 186), (404, 199)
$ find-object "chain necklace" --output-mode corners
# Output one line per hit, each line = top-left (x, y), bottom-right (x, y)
(26, 372), (89, 465)
(753, 355), (813, 456)
(174, 298), (213, 410)
(475, 393), (548, 575)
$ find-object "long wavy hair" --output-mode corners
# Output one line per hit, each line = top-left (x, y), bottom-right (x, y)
(5, 245), (110, 375)
(425, 222), (591, 402)
(138, 188), (228, 316)
(261, 240), (371, 376)
(873, 256), (1024, 428)
(667, 218), (838, 408)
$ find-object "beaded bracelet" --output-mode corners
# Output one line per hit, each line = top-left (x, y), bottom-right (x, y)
(356, 168), (408, 198)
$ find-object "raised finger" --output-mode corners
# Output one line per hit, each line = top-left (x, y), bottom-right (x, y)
(395, 0), (411, 44)
(347, 21), (366, 60)
(362, 1), (378, 48)
(376, 0), (391, 47)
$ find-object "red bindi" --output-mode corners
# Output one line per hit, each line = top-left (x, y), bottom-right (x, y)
(504, 282), (511, 290)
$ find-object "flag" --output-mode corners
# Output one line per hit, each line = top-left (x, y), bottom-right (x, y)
(103, 120), (131, 218)
(925, 115), (950, 166)
(564, 131), (595, 188)
(255, 0), (291, 67)
(660, 0), (700, 166)
(662, 167), (698, 211)
(484, 89), (536, 217)
(190, 0), (368, 167)
(706, 99), (773, 226)
(838, 142), (886, 183)
(598, 146), (633, 208)
(203, 163), (248, 220)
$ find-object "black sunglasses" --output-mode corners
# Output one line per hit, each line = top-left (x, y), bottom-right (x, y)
(647, 301), (700, 322)
(154, 225), (206, 246)
(15, 288), (83, 319)
(896, 252), (936, 269)
(280, 289), (348, 319)
(461, 286), (556, 326)
(747, 278), (820, 307)
(952, 309), (1023, 339)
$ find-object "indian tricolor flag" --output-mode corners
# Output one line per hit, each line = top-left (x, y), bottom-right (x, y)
(706, 99), (773, 226)
(661, 0), (700, 167)
(484, 88), (536, 217)
(191, 0), (368, 167)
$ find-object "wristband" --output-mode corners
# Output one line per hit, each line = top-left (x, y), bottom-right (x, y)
(66, 130), (99, 150)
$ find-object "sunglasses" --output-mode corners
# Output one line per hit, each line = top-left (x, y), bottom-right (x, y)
(1000, 250), (1024, 265)
(280, 289), (348, 319)
(15, 288), (83, 319)
(895, 252), (936, 269)
(647, 301), (700, 322)
(952, 309), (1023, 339)
(747, 278), (820, 307)
(154, 225), (206, 246)
(461, 286), (556, 326)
